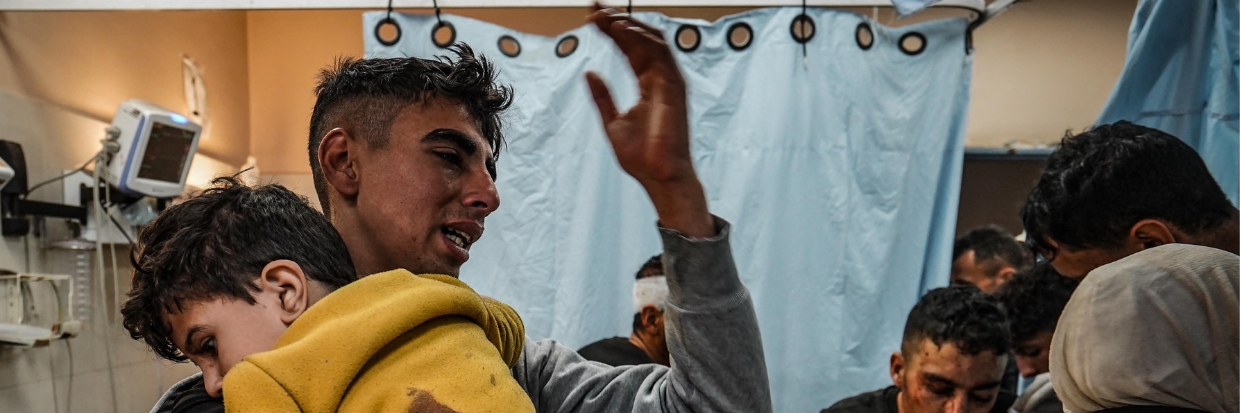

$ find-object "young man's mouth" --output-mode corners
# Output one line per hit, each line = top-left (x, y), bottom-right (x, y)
(439, 221), (483, 263)
(442, 227), (473, 250)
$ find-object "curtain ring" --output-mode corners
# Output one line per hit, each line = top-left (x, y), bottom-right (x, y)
(375, 17), (402, 46)
(375, 0), (401, 46)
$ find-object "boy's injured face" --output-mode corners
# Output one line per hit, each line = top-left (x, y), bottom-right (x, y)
(163, 260), (330, 398)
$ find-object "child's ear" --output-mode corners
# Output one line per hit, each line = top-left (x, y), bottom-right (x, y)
(259, 260), (311, 325)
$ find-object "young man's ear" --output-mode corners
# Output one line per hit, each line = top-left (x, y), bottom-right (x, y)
(259, 260), (311, 325)
(1126, 219), (1177, 252)
(890, 351), (906, 389)
(318, 127), (361, 201)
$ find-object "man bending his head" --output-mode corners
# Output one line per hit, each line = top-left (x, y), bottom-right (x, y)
(1022, 121), (1239, 278)
(951, 226), (1032, 294)
(823, 286), (1015, 413)
(578, 255), (671, 366)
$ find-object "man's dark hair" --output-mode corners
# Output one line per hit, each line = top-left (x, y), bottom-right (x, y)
(308, 43), (514, 216)
(121, 176), (357, 362)
(952, 225), (1033, 275)
(633, 254), (664, 333)
(902, 286), (1011, 357)
(994, 263), (1078, 345)
(636, 254), (663, 279)
(1021, 121), (1233, 257)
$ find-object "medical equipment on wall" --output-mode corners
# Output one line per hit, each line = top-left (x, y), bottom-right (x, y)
(0, 100), (201, 237)
(0, 100), (197, 413)
(103, 99), (202, 198)
(0, 273), (79, 346)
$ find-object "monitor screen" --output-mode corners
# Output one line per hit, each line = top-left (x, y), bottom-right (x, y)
(137, 122), (195, 183)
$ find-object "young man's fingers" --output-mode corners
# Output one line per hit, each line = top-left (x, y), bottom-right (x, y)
(616, 14), (666, 39)
(585, 72), (620, 125)
(591, 3), (666, 38)
(605, 21), (681, 79)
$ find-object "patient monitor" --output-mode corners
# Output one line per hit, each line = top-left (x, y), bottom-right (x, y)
(104, 100), (201, 198)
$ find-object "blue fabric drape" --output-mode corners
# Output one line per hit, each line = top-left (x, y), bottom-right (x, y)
(1097, 0), (1239, 203)
(364, 8), (972, 411)
(891, 0), (944, 16)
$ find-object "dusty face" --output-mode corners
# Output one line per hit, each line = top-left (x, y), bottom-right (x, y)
(353, 98), (500, 277)
(893, 339), (1007, 413)
(1013, 331), (1053, 378)
(165, 298), (289, 398)
(950, 251), (1007, 295)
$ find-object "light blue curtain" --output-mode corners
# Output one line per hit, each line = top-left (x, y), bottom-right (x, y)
(1097, 0), (1239, 203)
(891, 0), (943, 16)
(364, 8), (972, 411)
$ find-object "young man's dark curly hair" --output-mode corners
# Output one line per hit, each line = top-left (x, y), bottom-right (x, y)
(121, 176), (356, 362)
(994, 264), (1077, 347)
(902, 286), (1011, 357)
(307, 43), (514, 216)
(1021, 121), (1235, 259)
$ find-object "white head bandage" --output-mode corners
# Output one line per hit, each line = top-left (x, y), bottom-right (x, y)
(633, 276), (669, 312)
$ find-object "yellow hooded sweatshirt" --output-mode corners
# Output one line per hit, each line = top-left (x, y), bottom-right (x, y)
(222, 269), (535, 413)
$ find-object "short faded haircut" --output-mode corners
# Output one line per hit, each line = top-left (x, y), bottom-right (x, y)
(308, 43), (513, 216)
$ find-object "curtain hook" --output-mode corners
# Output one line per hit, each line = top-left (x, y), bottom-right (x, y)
(386, 0), (394, 20)
(433, 0), (443, 25)
(626, 0), (632, 14)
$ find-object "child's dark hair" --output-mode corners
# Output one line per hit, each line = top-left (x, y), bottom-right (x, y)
(121, 176), (357, 362)
(995, 263), (1078, 344)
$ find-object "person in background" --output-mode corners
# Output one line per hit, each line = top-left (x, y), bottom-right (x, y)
(951, 225), (1033, 295)
(994, 263), (1078, 413)
(821, 286), (1017, 413)
(578, 254), (671, 366)
(1051, 243), (1237, 413)
(1021, 121), (1239, 279)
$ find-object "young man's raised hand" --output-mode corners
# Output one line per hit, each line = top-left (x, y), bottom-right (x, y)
(585, 6), (715, 239)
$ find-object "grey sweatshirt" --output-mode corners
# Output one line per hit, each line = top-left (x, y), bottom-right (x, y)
(150, 217), (771, 413)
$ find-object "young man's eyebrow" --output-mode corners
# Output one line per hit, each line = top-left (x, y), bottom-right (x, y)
(422, 129), (478, 156)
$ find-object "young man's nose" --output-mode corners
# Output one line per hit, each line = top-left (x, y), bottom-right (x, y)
(461, 169), (500, 215)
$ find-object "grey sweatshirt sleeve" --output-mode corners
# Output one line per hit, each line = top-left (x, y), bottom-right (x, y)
(511, 216), (772, 413)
